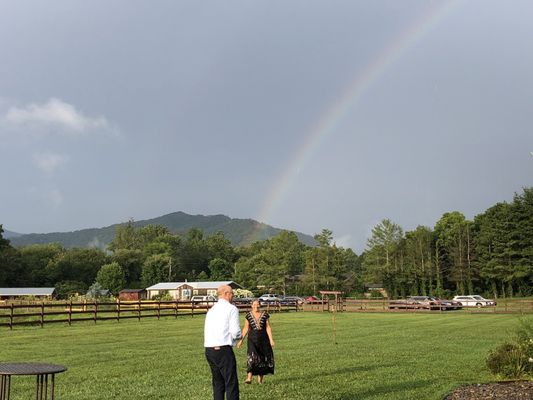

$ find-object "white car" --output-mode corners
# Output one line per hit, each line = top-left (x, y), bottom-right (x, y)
(258, 294), (282, 304)
(452, 295), (496, 307)
(190, 295), (217, 305)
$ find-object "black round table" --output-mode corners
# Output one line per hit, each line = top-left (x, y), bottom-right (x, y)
(0, 362), (67, 400)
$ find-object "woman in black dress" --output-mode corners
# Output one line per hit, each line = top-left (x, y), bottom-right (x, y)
(237, 299), (275, 384)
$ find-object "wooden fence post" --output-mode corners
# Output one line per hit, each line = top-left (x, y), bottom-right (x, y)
(117, 299), (120, 322)
(40, 302), (45, 328)
(94, 300), (98, 324)
(138, 299), (141, 321)
(9, 303), (14, 330)
(68, 300), (72, 326)
(157, 300), (161, 320)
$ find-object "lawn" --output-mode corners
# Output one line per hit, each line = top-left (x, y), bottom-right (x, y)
(0, 312), (523, 400)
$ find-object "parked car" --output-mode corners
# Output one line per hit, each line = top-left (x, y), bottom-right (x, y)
(452, 295), (496, 307)
(389, 296), (461, 310)
(259, 294), (282, 305)
(428, 297), (462, 310)
(388, 297), (421, 309)
(190, 295), (217, 305)
(233, 297), (253, 306)
(304, 295), (322, 304)
(279, 296), (304, 305)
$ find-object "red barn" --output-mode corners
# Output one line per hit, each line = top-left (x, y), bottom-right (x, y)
(118, 289), (147, 301)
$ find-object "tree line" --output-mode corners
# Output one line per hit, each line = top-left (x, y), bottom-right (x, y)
(363, 188), (533, 298)
(0, 187), (531, 299)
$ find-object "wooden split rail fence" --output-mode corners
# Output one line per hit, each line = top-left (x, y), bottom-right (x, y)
(0, 300), (300, 330)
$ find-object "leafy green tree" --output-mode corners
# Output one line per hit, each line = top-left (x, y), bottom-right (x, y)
(434, 212), (475, 294)
(108, 221), (170, 253)
(55, 280), (87, 299)
(335, 246), (361, 294)
(18, 243), (64, 286)
(96, 262), (126, 295)
(474, 202), (514, 297)
(404, 226), (437, 296)
(233, 231), (306, 294)
(177, 228), (210, 279)
(510, 188), (533, 295)
(301, 229), (357, 295)
(197, 270), (209, 280)
(0, 225), (20, 286)
(46, 248), (108, 287)
(363, 219), (404, 297)
(141, 254), (172, 287)
(108, 219), (139, 252)
(206, 231), (235, 263)
(234, 256), (258, 292)
(110, 248), (144, 287)
(208, 258), (234, 280)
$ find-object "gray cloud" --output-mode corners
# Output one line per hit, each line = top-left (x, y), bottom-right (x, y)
(32, 152), (69, 175)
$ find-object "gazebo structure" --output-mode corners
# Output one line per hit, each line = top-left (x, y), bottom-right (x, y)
(319, 290), (344, 312)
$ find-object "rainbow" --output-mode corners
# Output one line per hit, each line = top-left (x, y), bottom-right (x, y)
(248, 1), (459, 244)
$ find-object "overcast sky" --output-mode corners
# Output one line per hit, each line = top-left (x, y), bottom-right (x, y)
(1, 0), (532, 253)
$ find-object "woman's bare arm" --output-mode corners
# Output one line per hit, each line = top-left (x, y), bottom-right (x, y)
(237, 318), (249, 348)
(266, 320), (275, 347)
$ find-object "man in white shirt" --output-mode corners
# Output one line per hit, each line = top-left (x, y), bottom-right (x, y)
(204, 284), (242, 400)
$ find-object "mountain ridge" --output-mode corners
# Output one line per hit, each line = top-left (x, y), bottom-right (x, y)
(3, 229), (22, 239)
(8, 211), (317, 249)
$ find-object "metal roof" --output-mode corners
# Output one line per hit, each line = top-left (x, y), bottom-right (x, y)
(146, 281), (238, 291)
(0, 288), (56, 296)
(145, 282), (189, 290)
(187, 281), (236, 289)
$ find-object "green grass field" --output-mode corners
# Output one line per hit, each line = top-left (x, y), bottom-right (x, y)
(0, 312), (523, 400)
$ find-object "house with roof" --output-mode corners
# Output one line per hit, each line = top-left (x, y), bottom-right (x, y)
(0, 287), (57, 300)
(145, 281), (241, 300)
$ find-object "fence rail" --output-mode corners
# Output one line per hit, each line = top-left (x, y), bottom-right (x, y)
(300, 298), (533, 314)
(0, 300), (299, 330)
(341, 298), (533, 313)
(2, 298), (531, 329)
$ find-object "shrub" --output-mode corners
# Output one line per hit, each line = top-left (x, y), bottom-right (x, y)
(486, 317), (533, 379)
(152, 292), (173, 301)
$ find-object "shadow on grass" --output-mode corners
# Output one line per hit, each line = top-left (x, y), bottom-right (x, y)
(274, 363), (398, 383)
(334, 378), (440, 400)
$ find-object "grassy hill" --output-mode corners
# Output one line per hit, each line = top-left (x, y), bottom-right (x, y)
(9, 211), (317, 249)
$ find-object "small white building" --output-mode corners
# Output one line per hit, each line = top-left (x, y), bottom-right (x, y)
(145, 281), (241, 300)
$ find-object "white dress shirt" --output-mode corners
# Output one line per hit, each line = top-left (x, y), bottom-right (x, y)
(204, 298), (242, 347)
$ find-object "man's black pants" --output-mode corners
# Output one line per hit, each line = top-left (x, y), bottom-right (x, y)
(205, 346), (239, 400)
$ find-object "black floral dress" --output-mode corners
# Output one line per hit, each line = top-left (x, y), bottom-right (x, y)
(245, 311), (275, 375)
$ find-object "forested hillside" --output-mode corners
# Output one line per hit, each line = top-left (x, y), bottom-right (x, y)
(9, 211), (316, 248)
